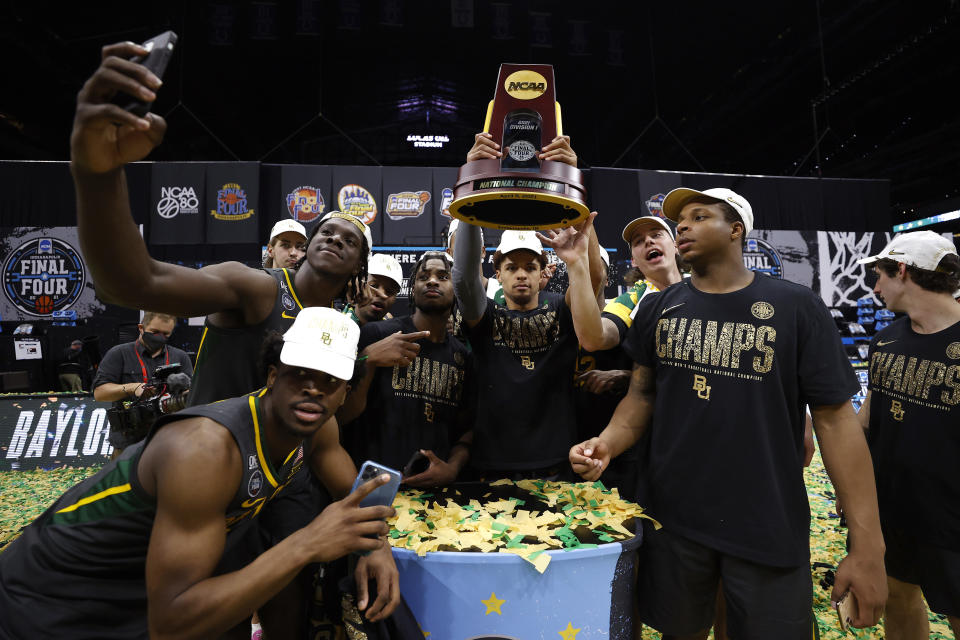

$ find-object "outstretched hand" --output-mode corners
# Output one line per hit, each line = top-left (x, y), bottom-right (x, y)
(537, 211), (597, 266)
(71, 42), (167, 175)
(569, 437), (610, 481)
(363, 330), (429, 368)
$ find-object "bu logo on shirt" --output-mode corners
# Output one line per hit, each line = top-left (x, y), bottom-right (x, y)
(322, 331), (332, 346)
(890, 400), (905, 421)
(693, 374), (711, 400)
(424, 402), (434, 423)
(520, 355), (535, 370)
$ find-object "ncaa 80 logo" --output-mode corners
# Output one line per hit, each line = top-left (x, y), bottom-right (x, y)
(156, 186), (200, 219)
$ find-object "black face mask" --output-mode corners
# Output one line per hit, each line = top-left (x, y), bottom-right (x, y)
(141, 331), (167, 352)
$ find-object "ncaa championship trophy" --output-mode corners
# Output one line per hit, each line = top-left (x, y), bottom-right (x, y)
(448, 64), (589, 230)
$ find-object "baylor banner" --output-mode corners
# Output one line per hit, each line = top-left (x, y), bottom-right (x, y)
(0, 394), (114, 470)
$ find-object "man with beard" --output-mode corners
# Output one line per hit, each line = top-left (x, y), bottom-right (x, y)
(70, 41), (398, 627)
(0, 308), (396, 639)
(341, 252), (474, 486)
(570, 187), (887, 638)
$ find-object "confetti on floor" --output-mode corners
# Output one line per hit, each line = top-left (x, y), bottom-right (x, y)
(0, 453), (954, 638)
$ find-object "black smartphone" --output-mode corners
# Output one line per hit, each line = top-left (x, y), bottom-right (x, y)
(402, 450), (430, 478)
(112, 30), (178, 117)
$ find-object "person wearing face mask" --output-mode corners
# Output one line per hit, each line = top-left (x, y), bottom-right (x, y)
(93, 311), (193, 403)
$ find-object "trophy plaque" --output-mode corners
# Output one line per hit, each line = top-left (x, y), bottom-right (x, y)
(448, 64), (589, 230)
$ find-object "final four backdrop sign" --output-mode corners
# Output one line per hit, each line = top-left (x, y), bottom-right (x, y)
(0, 227), (104, 321)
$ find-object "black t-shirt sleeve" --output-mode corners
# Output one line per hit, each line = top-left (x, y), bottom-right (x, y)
(621, 292), (662, 367)
(358, 319), (393, 351)
(91, 345), (125, 389)
(797, 290), (861, 406)
(463, 298), (494, 342)
(601, 311), (629, 344)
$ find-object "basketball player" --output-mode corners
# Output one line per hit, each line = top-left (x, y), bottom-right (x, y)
(0, 308), (395, 639)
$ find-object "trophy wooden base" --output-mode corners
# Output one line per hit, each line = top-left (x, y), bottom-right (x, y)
(448, 159), (589, 230)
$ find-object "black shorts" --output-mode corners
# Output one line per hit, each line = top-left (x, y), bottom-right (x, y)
(637, 522), (814, 639)
(883, 524), (960, 618)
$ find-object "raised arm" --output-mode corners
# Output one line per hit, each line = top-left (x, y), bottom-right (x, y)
(452, 222), (487, 327)
(71, 42), (275, 319)
(538, 213), (614, 351)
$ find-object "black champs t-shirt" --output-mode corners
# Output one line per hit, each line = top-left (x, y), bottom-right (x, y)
(465, 291), (579, 471)
(344, 316), (474, 472)
(624, 274), (859, 566)
(866, 317), (960, 550)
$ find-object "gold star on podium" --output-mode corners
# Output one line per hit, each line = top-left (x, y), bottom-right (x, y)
(558, 622), (581, 640)
(481, 591), (506, 615)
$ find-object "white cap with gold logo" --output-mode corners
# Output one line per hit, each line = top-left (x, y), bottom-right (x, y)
(280, 307), (360, 380)
(857, 230), (958, 272)
(496, 230), (544, 255)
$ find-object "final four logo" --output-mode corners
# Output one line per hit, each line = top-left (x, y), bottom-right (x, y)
(386, 190), (431, 220)
(743, 238), (784, 279)
(3, 238), (86, 316)
(337, 184), (377, 225)
(211, 182), (255, 221)
(645, 193), (666, 218)
(286, 186), (325, 223)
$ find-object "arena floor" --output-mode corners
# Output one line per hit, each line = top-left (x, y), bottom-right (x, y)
(0, 448), (952, 639)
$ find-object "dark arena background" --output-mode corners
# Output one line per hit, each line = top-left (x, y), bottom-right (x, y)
(1, 2), (959, 639)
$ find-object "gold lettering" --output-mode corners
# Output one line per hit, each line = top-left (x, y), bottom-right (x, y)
(520, 355), (535, 370)
(667, 318), (688, 359)
(655, 318), (672, 358)
(941, 364), (960, 405)
(899, 358), (929, 396)
(753, 326), (776, 373)
(890, 400), (904, 421)
(692, 374), (711, 400)
(920, 362), (946, 399)
(679, 319), (703, 362)
(424, 402), (435, 423)
(701, 321), (733, 368)
(873, 352), (893, 385)
(730, 323), (756, 369)
(883, 354), (905, 391)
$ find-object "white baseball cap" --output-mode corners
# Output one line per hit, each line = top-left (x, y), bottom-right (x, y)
(661, 188), (754, 236)
(367, 253), (404, 289)
(621, 216), (675, 243)
(496, 230), (543, 255)
(856, 231), (959, 272)
(599, 248), (610, 268)
(280, 307), (360, 381)
(320, 211), (373, 250)
(270, 219), (307, 242)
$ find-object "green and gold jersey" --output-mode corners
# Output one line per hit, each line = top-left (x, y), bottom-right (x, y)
(0, 391), (305, 638)
(601, 280), (658, 343)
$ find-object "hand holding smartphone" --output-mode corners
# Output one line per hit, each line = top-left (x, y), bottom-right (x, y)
(351, 461), (402, 512)
(111, 31), (178, 116)
(835, 592), (855, 632)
